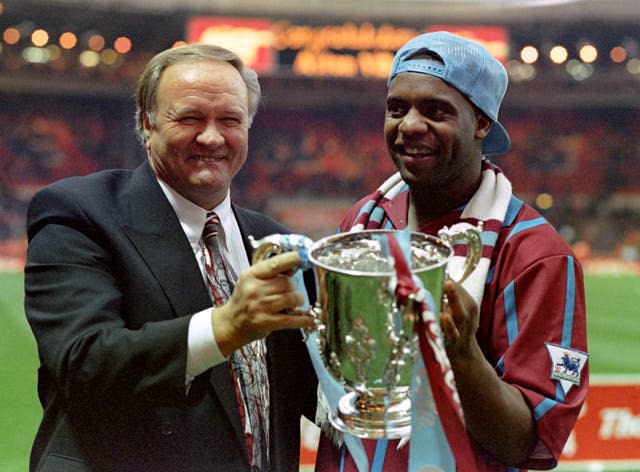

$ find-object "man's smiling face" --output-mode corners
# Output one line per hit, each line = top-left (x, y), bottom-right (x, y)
(384, 71), (489, 194)
(144, 60), (250, 210)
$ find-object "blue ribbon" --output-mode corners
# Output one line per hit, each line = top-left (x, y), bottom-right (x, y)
(305, 331), (369, 472)
(281, 233), (313, 270)
(292, 251), (369, 472)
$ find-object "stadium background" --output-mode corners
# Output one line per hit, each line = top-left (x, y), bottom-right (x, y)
(1, 0), (639, 470)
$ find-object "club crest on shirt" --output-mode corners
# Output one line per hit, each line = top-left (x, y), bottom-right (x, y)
(545, 342), (589, 394)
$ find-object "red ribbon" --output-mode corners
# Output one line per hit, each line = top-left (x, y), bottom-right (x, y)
(385, 233), (478, 471)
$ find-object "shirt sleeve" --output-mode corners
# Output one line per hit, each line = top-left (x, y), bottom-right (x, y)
(186, 307), (227, 385)
(489, 251), (588, 469)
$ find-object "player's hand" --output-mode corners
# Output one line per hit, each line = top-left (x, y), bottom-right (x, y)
(211, 251), (314, 356)
(439, 279), (480, 360)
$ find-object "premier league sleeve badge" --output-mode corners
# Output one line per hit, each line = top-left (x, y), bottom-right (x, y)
(545, 342), (589, 394)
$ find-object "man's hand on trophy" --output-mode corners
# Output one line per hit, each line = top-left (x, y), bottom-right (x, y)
(212, 251), (315, 357)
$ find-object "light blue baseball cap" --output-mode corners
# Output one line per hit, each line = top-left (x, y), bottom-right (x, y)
(388, 31), (511, 157)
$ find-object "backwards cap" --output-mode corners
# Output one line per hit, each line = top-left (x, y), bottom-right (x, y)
(388, 31), (511, 156)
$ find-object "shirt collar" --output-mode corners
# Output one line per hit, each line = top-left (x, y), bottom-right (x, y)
(155, 177), (233, 250)
(385, 189), (464, 236)
(382, 189), (409, 229)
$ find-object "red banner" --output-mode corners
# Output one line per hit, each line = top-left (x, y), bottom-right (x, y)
(187, 17), (276, 73)
(559, 377), (640, 467)
(185, 18), (509, 79)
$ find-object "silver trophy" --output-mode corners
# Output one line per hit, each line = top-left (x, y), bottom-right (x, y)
(250, 227), (481, 439)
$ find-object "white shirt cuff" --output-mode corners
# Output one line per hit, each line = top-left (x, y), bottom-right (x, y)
(187, 307), (227, 380)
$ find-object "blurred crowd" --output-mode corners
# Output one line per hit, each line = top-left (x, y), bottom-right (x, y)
(1, 96), (639, 267)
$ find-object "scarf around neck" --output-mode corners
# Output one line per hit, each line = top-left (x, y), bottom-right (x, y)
(349, 159), (512, 306)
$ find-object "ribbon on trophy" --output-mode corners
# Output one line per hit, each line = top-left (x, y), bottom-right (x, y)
(382, 229), (477, 472)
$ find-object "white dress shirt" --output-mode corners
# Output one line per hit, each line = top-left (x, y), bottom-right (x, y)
(156, 178), (250, 382)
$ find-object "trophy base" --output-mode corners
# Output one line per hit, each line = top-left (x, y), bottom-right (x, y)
(329, 391), (412, 439)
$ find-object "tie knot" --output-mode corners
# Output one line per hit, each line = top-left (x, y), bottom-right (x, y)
(203, 212), (221, 246)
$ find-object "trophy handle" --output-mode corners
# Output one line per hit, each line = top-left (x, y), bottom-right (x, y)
(249, 233), (316, 319)
(437, 222), (483, 284)
(249, 233), (314, 267)
(250, 235), (285, 264)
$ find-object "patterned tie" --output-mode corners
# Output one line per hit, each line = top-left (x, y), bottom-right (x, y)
(202, 212), (270, 471)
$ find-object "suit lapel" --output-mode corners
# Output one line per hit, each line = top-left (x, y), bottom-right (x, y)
(120, 163), (246, 448)
(121, 162), (211, 316)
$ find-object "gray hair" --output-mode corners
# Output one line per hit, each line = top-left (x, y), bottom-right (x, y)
(134, 43), (261, 145)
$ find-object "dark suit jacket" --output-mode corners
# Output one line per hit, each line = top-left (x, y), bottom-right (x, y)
(24, 161), (317, 471)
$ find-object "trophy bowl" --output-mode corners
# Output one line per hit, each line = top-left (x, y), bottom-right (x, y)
(251, 228), (481, 439)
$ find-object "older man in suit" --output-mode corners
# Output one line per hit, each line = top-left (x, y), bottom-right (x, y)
(24, 44), (317, 471)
